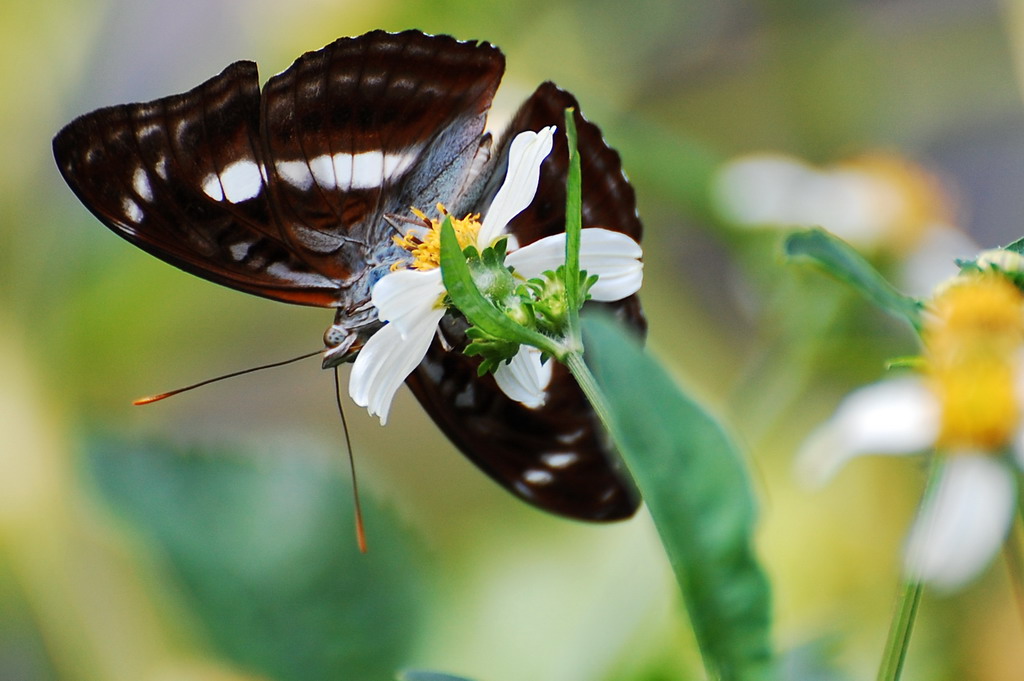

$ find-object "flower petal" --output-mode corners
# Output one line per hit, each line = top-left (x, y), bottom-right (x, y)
(506, 228), (643, 300)
(371, 268), (445, 338)
(796, 377), (940, 485)
(1013, 426), (1024, 471)
(493, 348), (557, 405)
(478, 127), (555, 246)
(493, 346), (553, 408)
(1010, 356), (1024, 469)
(348, 307), (445, 425)
(904, 454), (1015, 591)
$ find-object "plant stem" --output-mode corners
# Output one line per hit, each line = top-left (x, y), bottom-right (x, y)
(1005, 525), (1024, 628)
(876, 456), (943, 681)
(1006, 476), (1024, 628)
(563, 351), (615, 435)
(875, 579), (922, 681)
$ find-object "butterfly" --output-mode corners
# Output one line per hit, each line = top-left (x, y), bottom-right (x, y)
(53, 29), (645, 522)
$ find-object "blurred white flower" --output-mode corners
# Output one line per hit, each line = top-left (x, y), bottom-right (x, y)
(712, 152), (976, 296)
(798, 272), (1024, 590)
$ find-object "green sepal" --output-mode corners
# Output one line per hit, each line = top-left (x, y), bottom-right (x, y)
(956, 247), (1024, 289)
(464, 325), (521, 375)
(1005, 236), (1024, 254)
(439, 216), (564, 359)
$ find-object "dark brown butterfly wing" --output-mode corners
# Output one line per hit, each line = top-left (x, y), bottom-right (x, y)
(53, 30), (505, 307)
(259, 31), (505, 285)
(496, 82), (643, 248)
(54, 31), (643, 522)
(53, 60), (345, 305)
(405, 84), (644, 522)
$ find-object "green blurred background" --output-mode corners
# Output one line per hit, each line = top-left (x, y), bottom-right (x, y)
(4, 0), (1024, 679)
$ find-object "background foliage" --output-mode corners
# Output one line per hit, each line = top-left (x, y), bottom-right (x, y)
(4, 0), (1024, 679)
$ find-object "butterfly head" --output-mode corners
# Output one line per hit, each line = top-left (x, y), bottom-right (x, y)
(322, 231), (421, 368)
(322, 204), (482, 369)
(322, 302), (383, 368)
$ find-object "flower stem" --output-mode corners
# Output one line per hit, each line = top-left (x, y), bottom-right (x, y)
(875, 579), (922, 681)
(1006, 475), (1024, 627)
(876, 455), (944, 681)
(563, 350), (615, 436)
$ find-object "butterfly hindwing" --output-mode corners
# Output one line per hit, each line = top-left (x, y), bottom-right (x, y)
(497, 82), (643, 247)
(405, 84), (644, 522)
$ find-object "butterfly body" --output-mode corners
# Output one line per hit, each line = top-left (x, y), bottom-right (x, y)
(54, 30), (644, 522)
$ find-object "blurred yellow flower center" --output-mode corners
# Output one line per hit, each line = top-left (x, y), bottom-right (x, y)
(839, 153), (951, 254)
(925, 273), (1024, 450)
(393, 203), (481, 271)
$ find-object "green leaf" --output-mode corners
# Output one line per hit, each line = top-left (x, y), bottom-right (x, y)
(84, 437), (426, 681)
(439, 217), (563, 357)
(885, 355), (925, 370)
(398, 670), (480, 681)
(777, 638), (848, 681)
(563, 109), (583, 318)
(784, 228), (923, 332)
(582, 315), (776, 681)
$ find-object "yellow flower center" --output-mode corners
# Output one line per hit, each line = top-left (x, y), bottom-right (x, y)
(392, 203), (482, 271)
(925, 273), (1024, 450)
(838, 153), (951, 254)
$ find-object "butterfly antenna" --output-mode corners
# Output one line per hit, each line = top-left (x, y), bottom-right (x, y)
(133, 349), (323, 405)
(383, 212), (425, 235)
(334, 366), (367, 554)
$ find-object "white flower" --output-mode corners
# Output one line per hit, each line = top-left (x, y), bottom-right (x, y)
(712, 152), (976, 296)
(349, 126), (644, 424)
(798, 376), (1022, 592)
(798, 273), (1024, 591)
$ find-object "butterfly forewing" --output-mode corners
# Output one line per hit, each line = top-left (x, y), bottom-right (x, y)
(53, 61), (348, 307)
(53, 30), (505, 307)
(406, 84), (645, 521)
(260, 30), (505, 283)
